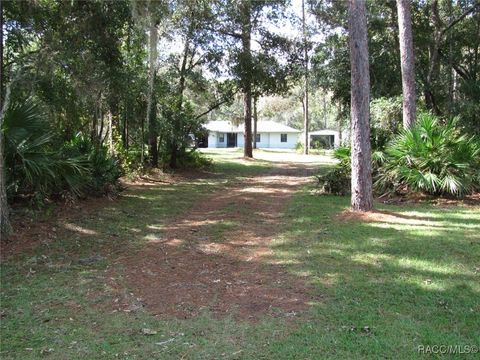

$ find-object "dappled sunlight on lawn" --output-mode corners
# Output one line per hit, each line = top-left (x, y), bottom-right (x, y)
(266, 191), (480, 347)
(2, 149), (479, 359)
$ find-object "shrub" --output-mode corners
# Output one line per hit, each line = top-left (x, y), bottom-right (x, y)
(370, 96), (403, 132)
(177, 149), (213, 169)
(316, 164), (351, 195)
(295, 141), (304, 152)
(375, 113), (480, 197)
(3, 98), (90, 202)
(3, 98), (121, 203)
(333, 146), (350, 165)
(61, 134), (122, 196)
(316, 146), (351, 195)
(370, 97), (403, 150)
(111, 127), (143, 175)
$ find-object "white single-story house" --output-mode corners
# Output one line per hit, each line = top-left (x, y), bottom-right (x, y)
(309, 129), (341, 149)
(205, 120), (301, 149)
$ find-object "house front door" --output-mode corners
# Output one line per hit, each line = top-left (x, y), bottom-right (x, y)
(227, 133), (237, 147)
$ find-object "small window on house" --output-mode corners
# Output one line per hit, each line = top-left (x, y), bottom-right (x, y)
(255, 134), (261, 143)
(219, 133), (224, 143)
(281, 134), (287, 142)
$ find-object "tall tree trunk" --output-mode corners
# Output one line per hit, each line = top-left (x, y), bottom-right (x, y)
(0, 124), (9, 241)
(349, 0), (373, 212)
(123, 27), (131, 151)
(140, 115), (145, 165)
(98, 106), (104, 146)
(425, 0), (441, 114)
(396, 0), (416, 128)
(122, 98), (129, 150)
(243, 89), (253, 157)
(108, 112), (113, 154)
(241, 1), (253, 158)
(253, 95), (258, 149)
(302, 0), (309, 154)
(0, 0), (11, 240)
(149, 88), (158, 167)
(447, 1), (454, 114)
(145, 18), (158, 166)
(424, 1), (479, 114)
(170, 32), (191, 169)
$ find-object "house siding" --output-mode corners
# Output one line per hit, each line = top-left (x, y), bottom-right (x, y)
(268, 132), (299, 149)
(208, 132), (228, 148)
(255, 133), (270, 148)
(237, 134), (245, 148)
(207, 130), (298, 149)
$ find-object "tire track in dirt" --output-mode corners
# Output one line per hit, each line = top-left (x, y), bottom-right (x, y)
(111, 161), (321, 320)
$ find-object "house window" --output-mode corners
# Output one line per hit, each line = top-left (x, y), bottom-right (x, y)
(281, 134), (287, 142)
(255, 134), (261, 143)
(219, 133), (224, 143)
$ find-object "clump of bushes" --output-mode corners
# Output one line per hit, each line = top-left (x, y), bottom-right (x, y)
(316, 146), (351, 195)
(178, 150), (213, 169)
(295, 141), (304, 152)
(317, 113), (480, 198)
(3, 98), (121, 205)
(375, 113), (480, 197)
(316, 165), (351, 195)
(61, 134), (122, 196)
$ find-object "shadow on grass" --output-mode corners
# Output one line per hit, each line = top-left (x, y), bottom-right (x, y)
(265, 193), (480, 358)
(2, 153), (479, 359)
(0, 157), (321, 359)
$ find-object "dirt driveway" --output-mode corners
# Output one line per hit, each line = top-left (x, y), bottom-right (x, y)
(111, 151), (329, 320)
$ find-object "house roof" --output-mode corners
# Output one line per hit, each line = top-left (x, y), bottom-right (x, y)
(310, 129), (339, 136)
(205, 120), (300, 133)
(205, 120), (243, 133)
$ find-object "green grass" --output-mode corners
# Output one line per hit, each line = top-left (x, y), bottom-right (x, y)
(1, 151), (479, 359)
(266, 194), (480, 359)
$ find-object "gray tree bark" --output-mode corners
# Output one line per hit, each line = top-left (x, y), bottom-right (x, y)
(144, 18), (158, 165)
(0, 0), (12, 240)
(253, 96), (258, 150)
(397, 0), (416, 128)
(302, 0), (309, 154)
(349, 0), (373, 212)
(241, 0), (253, 158)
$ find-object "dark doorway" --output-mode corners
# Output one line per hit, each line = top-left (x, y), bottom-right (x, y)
(227, 133), (237, 147)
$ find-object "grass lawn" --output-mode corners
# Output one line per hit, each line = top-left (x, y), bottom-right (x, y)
(1, 150), (479, 359)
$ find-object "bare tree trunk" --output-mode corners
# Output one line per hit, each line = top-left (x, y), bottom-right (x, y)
(122, 98), (129, 150)
(302, 0), (309, 154)
(349, 0), (373, 212)
(0, 128), (9, 241)
(396, 0), (416, 128)
(140, 116), (145, 164)
(170, 30), (192, 169)
(253, 95), (258, 149)
(0, 0), (11, 240)
(241, 1), (253, 158)
(424, 1), (478, 114)
(145, 18), (158, 166)
(243, 90), (253, 157)
(98, 106), (104, 146)
(108, 112), (113, 154)
(149, 91), (158, 167)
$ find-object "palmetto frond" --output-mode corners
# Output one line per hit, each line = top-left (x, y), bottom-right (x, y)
(375, 113), (480, 197)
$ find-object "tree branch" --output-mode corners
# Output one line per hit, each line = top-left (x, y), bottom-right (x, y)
(194, 90), (239, 120)
(441, 2), (480, 37)
(438, 49), (471, 80)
